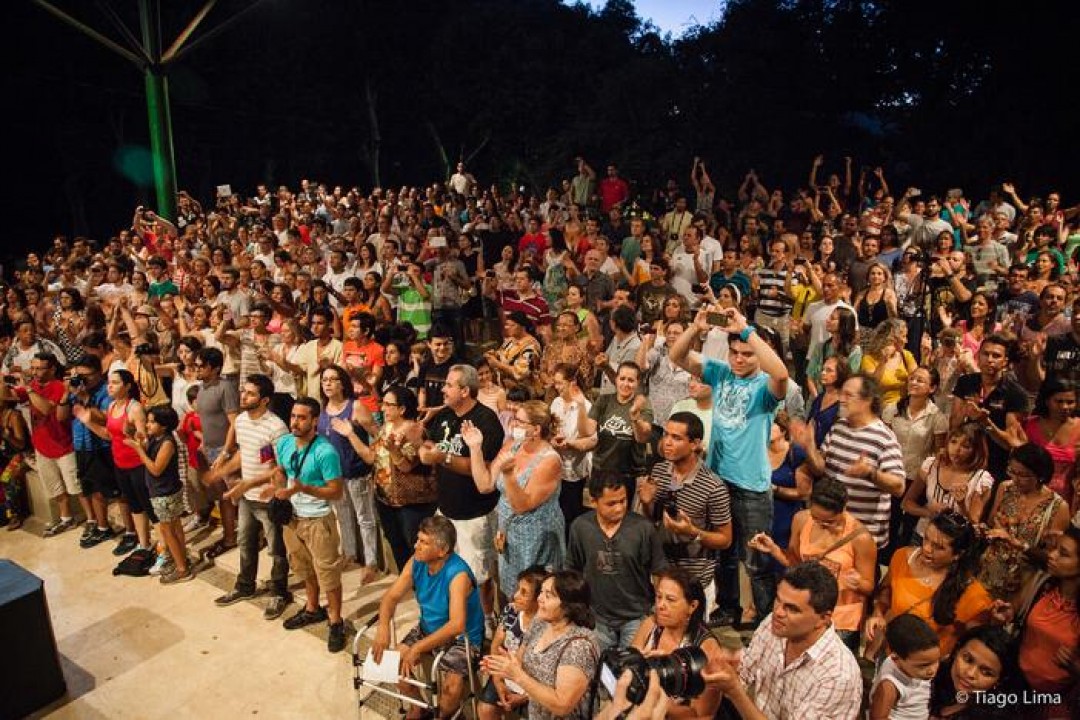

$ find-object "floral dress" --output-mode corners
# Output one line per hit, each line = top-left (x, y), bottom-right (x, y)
(978, 483), (1066, 599)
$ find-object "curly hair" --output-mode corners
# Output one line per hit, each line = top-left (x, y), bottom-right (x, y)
(863, 318), (907, 359)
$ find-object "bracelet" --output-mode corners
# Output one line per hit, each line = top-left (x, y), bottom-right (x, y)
(739, 326), (757, 342)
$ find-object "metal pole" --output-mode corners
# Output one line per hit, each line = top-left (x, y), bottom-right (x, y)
(138, 0), (177, 221)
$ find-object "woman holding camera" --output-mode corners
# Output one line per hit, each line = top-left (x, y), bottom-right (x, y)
(482, 569), (599, 720)
(628, 567), (723, 719)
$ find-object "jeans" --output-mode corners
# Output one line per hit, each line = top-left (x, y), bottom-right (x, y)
(333, 475), (379, 566)
(375, 500), (437, 573)
(594, 616), (644, 653)
(236, 497), (289, 596)
(716, 484), (775, 620)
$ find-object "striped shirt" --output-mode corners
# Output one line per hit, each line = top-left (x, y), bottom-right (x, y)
(754, 265), (792, 316)
(739, 616), (862, 720)
(235, 410), (289, 502)
(649, 459), (731, 588)
(821, 417), (905, 548)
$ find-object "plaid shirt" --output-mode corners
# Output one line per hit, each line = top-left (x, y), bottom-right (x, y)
(739, 616), (862, 720)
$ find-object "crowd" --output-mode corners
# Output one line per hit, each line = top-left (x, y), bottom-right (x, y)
(1, 154), (1079, 719)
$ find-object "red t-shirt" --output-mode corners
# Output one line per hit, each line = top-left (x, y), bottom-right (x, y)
(180, 412), (203, 469)
(599, 177), (629, 212)
(17, 380), (73, 458)
(518, 232), (548, 257)
(342, 339), (385, 412)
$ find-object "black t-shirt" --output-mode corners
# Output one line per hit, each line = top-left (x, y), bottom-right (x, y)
(952, 373), (1029, 481)
(1043, 333), (1080, 386)
(928, 275), (977, 335)
(420, 357), (457, 409)
(427, 401), (504, 520)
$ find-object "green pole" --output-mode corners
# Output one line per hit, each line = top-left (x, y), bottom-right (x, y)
(139, 0), (177, 222)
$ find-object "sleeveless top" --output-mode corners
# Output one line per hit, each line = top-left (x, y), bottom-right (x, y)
(798, 513), (865, 631)
(644, 621), (714, 705)
(856, 290), (890, 329)
(106, 399), (143, 470)
(145, 433), (182, 498)
(316, 398), (371, 478)
(412, 553), (485, 647)
(1022, 416), (1077, 507)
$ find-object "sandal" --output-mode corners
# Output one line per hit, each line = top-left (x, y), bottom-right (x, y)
(203, 539), (237, 560)
(6, 517), (22, 531)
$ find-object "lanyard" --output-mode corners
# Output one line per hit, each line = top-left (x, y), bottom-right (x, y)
(290, 437), (316, 480)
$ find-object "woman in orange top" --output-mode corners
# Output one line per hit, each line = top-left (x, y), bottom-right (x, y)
(865, 511), (997, 658)
(750, 478), (877, 653)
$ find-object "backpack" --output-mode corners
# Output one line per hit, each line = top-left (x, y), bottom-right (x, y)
(112, 548), (156, 577)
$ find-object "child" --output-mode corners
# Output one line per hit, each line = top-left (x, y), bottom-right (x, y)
(124, 405), (195, 584)
(178, 384), (211, 532)
(870, 614), (941, 720)
(476, 566), (547, 719)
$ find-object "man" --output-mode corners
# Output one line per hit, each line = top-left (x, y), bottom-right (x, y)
(293, 307), (342, 400)
(418, 365), (504, 618)
(210, 374), (292, 620)
(1029, 295), (1080, 388)
(1017, 283), (1070, 345)
(927, 249), (975, 336)
(753, 238), (796, 354)
(798, 374), (905, 551)
(449, 162), (477, 197)
(517, 216), (547, 258)
(669, 305), (788, 627)
(639, 412), (732, 612)
(950, 333), (1028, 483)
(340, 312), (384, 413)
(902, 193), (954, 252)
(337, 277), (367, 331)
(570, 248), (616, 320)
(801, 273), (855, 366)
(270, 397), (347, 652)
(321, 249), (352, 309)
(846, 235), (879, 297)
(704, 563), (862, 720)
(146, 256), (178, 299)
(996, 263), (1039, 328)
(11, 353), (78, 536)
(599, 164), (630, 213)
(570, 156), (596, 207)
(489, 266), (552, 342)
(635, 257), (679, 325)
(1, 316), (66, 376)
(216, 267), (251, 324)
(372, 516), (485, 719)
(708, 247), (752, 300)
(973, 185), (1016, 225)
(426, 234), (471, 349)
(70, 356), (134, 551)
(568, 475), (666, 651)
(217, 302), (281, 386)
(417, 325), (458, 421)
(595, 307), (641, 395)
(660, 195), (694, 256)
(966, 216), (1010, 290)
(197, 347), (241, 559)
(382, 259), (432, 338)
(668, 376), (715, 449)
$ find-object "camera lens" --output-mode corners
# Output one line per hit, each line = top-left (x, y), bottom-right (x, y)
(649, 646), (708, 700)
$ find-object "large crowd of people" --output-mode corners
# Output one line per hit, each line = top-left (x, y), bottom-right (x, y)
(1, 155), (1079, 719)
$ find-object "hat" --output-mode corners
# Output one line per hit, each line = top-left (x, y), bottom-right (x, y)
(135, 304), (156, 317)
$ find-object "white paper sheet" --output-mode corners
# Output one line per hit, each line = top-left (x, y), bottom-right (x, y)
(362, 650), (400, 683)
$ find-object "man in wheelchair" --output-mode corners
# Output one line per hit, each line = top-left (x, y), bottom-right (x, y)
(372, 515), (485, 719)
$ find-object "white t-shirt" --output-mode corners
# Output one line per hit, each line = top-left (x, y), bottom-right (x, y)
(235, 410), (289, 502)
(870, 655), (931, 720)
(549, 396), (593, 481)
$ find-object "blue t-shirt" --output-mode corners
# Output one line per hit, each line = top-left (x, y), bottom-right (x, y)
(72, 381), (112, 452)
(412, 553), (485, 647)
(274, 434), (343, 518)
(702, 358), (781, 492)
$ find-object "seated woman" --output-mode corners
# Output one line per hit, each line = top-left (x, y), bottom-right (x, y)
(1013, 526), (1080, 719)
(750, 478), (877, 653)
(477, 566), (548, 720)
(928, 625), (1021, 720)
(979, 443), (1072, 601)
(902, 422), (994, 539)
(628, 567), (724, 719)
(865, 511), (995, 658)
(482, 569), (600, 720)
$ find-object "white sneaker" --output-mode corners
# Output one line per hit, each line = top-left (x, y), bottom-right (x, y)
(182, 515), (208, 533)
(149, 553), (173, 576)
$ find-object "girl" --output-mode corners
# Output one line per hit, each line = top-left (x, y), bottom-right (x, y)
(124, 406), (195, 584)
(903, 423), (993, 536)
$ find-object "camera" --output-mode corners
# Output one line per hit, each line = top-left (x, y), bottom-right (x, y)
(68, 375), (83, 388)
(134, 343), (154, 356)
(599, 646), (707, 705)
(2, 374), (17, 385)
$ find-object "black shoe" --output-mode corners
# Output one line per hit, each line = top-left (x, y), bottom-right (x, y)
(283, 606), (328, 630)
(708, 608), (740, 628)
(82, 527), (115, 548)
(327, 620), (347, 653)
(113, 533), (138, 556)
(215, 588), (258, 607)
(80, 523), (96, 544)
(264, 595), (291, 621)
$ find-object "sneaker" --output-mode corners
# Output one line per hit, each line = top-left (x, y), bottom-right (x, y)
(203, 539), (237, 560)
(80, 523), (97, 544)
(149, 553), (173, 576)
(327, 620), (347, 653)
(182, 514), (208, 534)
(214, 588), (258, 607)
(81, 526), (115, 548)
(43, 518), (77, 537)
(264, 595), (290, 621)
(283, 606), (328, 630)
(113, 533), (138, 556)
(160, 567), (195, 585)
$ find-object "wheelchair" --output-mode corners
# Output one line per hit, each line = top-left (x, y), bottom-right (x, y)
(352, 612), (480, 719)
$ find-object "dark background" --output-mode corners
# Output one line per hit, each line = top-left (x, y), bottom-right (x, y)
(5, 0), (1078, 262)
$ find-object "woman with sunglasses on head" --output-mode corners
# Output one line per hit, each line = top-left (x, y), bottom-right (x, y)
(978, 443), (1071, 601)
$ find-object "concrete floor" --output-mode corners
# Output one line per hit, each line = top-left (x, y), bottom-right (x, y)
(4, 517), (420, 720)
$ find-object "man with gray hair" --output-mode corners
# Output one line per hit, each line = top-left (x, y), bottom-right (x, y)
(419, 364), (505, 623)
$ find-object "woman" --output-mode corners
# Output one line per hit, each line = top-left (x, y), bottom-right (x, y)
(368, 386), (437, 572)
(764, 412), (811, 563)
(162, 335), (203, 417)
(129, 271), (150, 309)
(482, 570), (599, 720)
(51, 288), (87, 365)
(635, 322), (692, 426)
(378, 340), (414, 397)
(751, 478), (877, 653)
(475, 359), (508, 415)
(581, 363), (653, 504)
(853, 261), (898, 331)
(816, 234), (837, 273)
(0, 392), (30, 530)
(930, 328), (975, 415)
(947, 292), (998, 359)
(1014, 526), (1080, 719)
(542, 231), (571, 312)
(979, 443), (1072, 600)
(494, 244), (520, 293)
(354, 242), (382, 276)
(806, 306), (861, 396)
(539, 312), (592, 401)
(1021, 378), (1080, 509)
(660, 294), (692, 327)
(267, 319), (304, 418)
(359, 272), (393, 326)
(266, 282), (296, 334)
(865, 511), (994, 658)
(1030, 250), (1061, 297)
(486, 312), (543, 398)
(806, 356), (848, 448)
(549, 364), (592, 538)
(462, 400), (565, 601)
(318, 365), (380, 584)
(563, 284), (603, 353)
(861, 318), (917, 408)
(903, 423), (993, 538)
(628, 568), (724, 719)
(929, 625), (1020, 719)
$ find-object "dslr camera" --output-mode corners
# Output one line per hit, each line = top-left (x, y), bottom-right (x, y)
(133, 343), (155, 356)
(599, 646), (707, 705)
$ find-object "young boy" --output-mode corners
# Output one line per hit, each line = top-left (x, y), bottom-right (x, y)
(870, 614), (942, 720)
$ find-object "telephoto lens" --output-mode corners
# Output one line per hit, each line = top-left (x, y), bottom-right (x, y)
(600, 646), (708, 705)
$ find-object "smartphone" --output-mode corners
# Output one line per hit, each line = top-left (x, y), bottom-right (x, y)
(638, 323), (655, 335)
(706, 312), (730, 328)
(600, 663), (617, 697)
(485, 269), (496, 278)
(691, 283), (708, 294)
